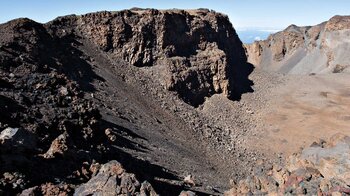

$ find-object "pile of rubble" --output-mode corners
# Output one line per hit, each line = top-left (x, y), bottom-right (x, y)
(225, 134), (350, 195)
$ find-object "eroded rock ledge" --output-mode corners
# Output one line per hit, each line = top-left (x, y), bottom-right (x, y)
(48, 8), (250, 106)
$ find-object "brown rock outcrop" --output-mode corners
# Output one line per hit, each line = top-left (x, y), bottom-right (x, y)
(1, 9), (252, 107)
(59, 8), (251, 106)
(245, 15), (350, 74)
(325, 15), (350, 31)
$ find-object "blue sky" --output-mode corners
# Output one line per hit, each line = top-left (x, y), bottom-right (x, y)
(1, 0), (349, 29)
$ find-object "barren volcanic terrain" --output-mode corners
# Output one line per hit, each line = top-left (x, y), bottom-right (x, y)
(0, 9), (259, 195)
(0, 9), (350, 196)
(248, 72), (350, 155)
(244, 15), (350, 155)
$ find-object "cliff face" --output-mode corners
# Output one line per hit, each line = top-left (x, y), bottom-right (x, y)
(44, 9), (251, 106)
(245, 15), (350, 74)
(0, 9), (251, 107)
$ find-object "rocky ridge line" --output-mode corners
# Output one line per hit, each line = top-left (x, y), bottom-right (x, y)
(245, 15), (350, 74)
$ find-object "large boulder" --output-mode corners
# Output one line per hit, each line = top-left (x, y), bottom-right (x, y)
(74, 160), (158, 196)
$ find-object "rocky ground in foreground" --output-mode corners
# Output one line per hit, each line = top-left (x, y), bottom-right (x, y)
(225, 134), (350, 195)
(1, 8), (350, 196)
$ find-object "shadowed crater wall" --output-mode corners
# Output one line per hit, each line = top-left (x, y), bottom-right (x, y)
(68, 8), (254, 106)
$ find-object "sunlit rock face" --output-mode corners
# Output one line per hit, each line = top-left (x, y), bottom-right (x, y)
(245, 15), (350, 74)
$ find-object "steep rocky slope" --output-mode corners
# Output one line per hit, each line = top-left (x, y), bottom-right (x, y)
(245, 15), (350, 74)
(0, 9), (256, 195)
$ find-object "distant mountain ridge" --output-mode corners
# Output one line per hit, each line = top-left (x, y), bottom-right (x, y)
(245, 15), (350, 74)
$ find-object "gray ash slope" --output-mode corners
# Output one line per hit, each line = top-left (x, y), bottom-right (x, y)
(245, 15), (350, 74)
(0, 9), (262, 195)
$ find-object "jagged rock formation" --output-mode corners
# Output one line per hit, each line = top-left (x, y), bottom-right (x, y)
(48, 8), (251, 106)
(245, 15), (350, 74)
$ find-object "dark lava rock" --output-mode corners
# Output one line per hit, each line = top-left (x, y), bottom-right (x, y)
(0, 8), (254, 195)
